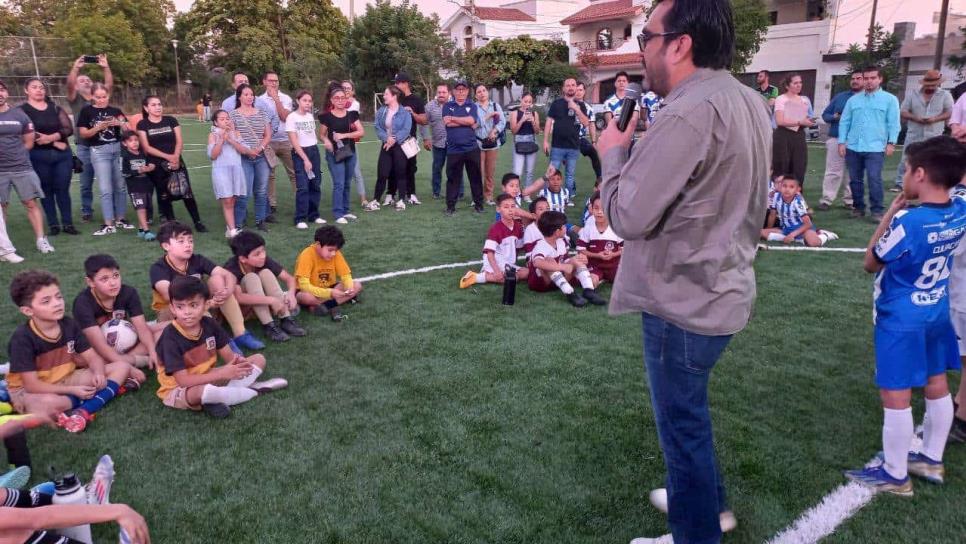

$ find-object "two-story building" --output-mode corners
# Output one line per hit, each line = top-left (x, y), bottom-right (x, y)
(441, 0), (588, 52)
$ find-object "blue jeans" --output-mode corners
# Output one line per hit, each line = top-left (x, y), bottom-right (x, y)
(549, 146), (580, 196)
(893, 146), (908, 189)
(236, 155), (270, 226)
(90, 143), (127, 223)
(29, 147), (74, 228)
(846, 150), (885, 214)
(431, 146), (447, 197)
(75, 143), (94, 216)
(292, 146), (322, 223)
(325, 149), (356, 219)
(642, 313), (732, 544)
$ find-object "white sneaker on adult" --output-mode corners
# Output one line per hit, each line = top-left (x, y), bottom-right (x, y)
(295, 222), (308, 230)
(382, 195), (394, 207)
(335, 217), (349, 225)
(92, 225), (116, 236)
(314, 218), (327, 224)
(395, 200), (406, 211)
(629, 535), (673, 544)
(344, 213), (358, 220)
(0, 252), (24, 263)
(36, 237), (54, 254)
(364, 201), (380, 212)
(409, 194), (421, 205)
(649, 488), (737, 533)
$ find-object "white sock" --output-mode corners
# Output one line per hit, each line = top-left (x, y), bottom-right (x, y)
(201, 384), (258, 406)
(922, 395), (954, 461)
(882, 407), (913, 479)
(766, 232), (785, 242)
(818, 232), (829, 245)
(228, 365), (262, 389)
(550, 271), (574, 294)
(475, 272), (487, 284)
(574, 266), (595, 290)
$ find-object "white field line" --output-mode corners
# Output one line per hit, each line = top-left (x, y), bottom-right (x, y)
(766, 483), (875, 544)
(758, 244), (866, 253)
(356, 259), (483, 283)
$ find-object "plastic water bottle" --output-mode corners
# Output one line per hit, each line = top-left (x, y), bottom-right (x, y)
(501, 265), (517, 306)
(52, 473), (93, 543)
(307, 169), (315, 180)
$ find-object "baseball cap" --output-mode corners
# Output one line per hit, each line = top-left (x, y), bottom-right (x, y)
(453, 78), (469, 89)
(393, 72), (411, 84)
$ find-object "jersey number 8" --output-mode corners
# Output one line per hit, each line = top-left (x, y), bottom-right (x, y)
(914, 256), (951, 290)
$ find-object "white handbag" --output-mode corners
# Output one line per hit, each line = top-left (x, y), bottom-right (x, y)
(400, 136), (420, 159)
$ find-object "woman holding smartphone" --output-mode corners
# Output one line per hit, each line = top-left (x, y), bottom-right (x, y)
(772, 73), (814, 186)
(77, 83), (132, 235)
(510, 92), (540, 190)
(474, 84), (505, 205)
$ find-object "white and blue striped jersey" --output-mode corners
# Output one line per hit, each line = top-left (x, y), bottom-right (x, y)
(539, 187), (571, 213)
(947, 184), (966, 312)
(769, 193), (809, 228)
(603, 94), (624, 119)
(641, 92), (662, 124)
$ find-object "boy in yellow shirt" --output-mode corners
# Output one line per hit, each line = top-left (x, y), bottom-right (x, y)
(294, 226), (364, 322)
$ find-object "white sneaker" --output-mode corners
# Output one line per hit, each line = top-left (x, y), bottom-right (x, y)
(250, 377), (288, 394)
(295, 222), (308, 230)
(566, 201), (575, 207)
(382, 195), (394, 207)
(630, 536), (673, 544)
(364, 201), (380, 212)
(85, 454), (114, 505)
(821, 229), (839, 241)
(114, 218), (136, 230)
(92, 225), (116, 236)
(335, 217), (349, 225)
(395, 200), (406, 211)
(485, 200), (496, 206)
(0, 252), (24, 263)
(409, 195), (421, 205)
(36, 237), (54, 254)
(648, 488), (736, 533)
(314, 218), (327, 224)
(344, 213), (358, 221)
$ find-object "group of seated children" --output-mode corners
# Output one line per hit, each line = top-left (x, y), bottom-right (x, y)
(460, 171), (623, 308)
(760, 175), (839, 246)
(6, 220), (363, 430)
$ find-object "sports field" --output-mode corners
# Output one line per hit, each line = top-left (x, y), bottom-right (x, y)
(3, 119), (964, 543)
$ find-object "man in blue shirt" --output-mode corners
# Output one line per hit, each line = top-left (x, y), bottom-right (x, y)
(838, 66), (901, 220)
(818, 71), (863, 211)
(443, 79), (483, 216)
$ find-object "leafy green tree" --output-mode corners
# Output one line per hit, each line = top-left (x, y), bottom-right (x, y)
(945, 26), (966, 73)
(459, 35), (576, 97)
(731, 0), (770, 73)
(283, 0), (348, 90)
(54, 8), (151, 85)
(844, 24), (901, 93)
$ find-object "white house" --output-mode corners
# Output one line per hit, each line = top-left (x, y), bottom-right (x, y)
(441, 0), (589, 51)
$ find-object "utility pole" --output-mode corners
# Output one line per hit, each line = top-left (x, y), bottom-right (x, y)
(866, 0), (879, 52)
(936, 0), (951, 69)
(349, 0), (354, 21)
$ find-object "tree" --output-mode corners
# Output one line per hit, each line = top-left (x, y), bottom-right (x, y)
(731, 0), (770, 73)
(458, 36), (577, 98)
(53, 4), (152, 85)
(844, 24), (901, 93)
(945, 26), (966, 74)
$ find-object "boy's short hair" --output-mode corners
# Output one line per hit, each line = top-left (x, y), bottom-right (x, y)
(537, 211), (568, 237)
(495, 193), (515, 206)
(169, 275), (210, 303)
(589, 191), (601, 206)
(501, 173), (520, 186)
(230, 230), (266, 258)
(84, 254), (120, 278)
(10, 270), (59, 307)
(158, 221), (193, 244)
(905, 135), (966, 189)
(529, 196), (548, 214)
(314, 225), (345, 249)
(548, 169), (562, 179)
(781, 175), (802, 187)
(120, 130), (138, 142)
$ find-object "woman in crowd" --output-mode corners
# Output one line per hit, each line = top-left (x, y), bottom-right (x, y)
(77, 83), (132, 236)
(286, 90), (324, 229)
(229, 83), (272, 232)
(510, 91), (541, 190)
(19, 78), (74, 247)
(319, 83), (365, 224)
(342, 80), (369, 208)
(208, 109), (248, 238)
(773, 73), (814, 185)
(474, 84), (506, 205)
(369, 85), (412, 212)
(136, 95), (207, 232)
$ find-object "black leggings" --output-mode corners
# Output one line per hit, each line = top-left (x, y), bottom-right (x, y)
(375, 145), (409, 200)
(772, 127), (807, 185)
(145, 159), (202, 224)
(580, 139), (602, 179)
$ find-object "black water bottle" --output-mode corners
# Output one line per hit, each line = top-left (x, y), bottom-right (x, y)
(502, 265), (517, 306)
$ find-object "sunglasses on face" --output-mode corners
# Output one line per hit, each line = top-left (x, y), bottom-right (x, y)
(637, 30), (683, 51)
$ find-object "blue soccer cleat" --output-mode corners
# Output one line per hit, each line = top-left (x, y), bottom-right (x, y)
(907, 452), (944, 484)
(233, 331), (264, 351)
(844, 464), (913, 496)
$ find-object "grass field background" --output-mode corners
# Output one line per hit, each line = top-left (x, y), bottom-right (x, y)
(2, 119), (964, 543)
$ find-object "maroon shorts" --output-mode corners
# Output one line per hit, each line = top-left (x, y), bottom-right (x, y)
(589, 265), (617, 283)
(527, 271), (555, 292)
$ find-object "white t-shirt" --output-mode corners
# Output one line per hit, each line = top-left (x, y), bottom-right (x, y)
(285, 111), (318, 148)
(528, 238), (568, 279)
(347, 99), (361, 113)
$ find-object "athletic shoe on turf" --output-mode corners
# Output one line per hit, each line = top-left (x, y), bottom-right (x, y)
(314, 218), (327, 224)
(115, 219), (135, 230)
(250, 377), (288, 394)
(473, 205), (485, 213)
(851, 209), (866, 218)
(56, 410), (89, 433)
(203, 403), (230, 418)
(123, 377), (141, 393)
(630, 535), (674, 544)
(330, 308), (346, 322)
(344, 214), (358, 221)
(582, 288), (607, 306)
(256, 221), (269, 232)
(364, 201), (380, 212)
(817, 202), (831, 211)
(85, 454), (114, 505)
(459, 270), (476, 289)
(486, 199), (496, 206)
(233, 331), (265, 350)
(382, 195), (394, 207)
(36, 237), (54, 254)
(566, 201), (575, 207)
(907, 452), (944, 484)
(263, 321), (290, 343)
(409, 195), (421, 205)
(63, 225), (80, 235)
(0, 466), (30, 489)
(49, 226), (60, 236)
(194, 221), (209, 233)
(821, 229), (839, 241)
(396, 200), (406, 211)
(567, 292), (588, 308)
(648, 488), (737, 532)
(948, 418), (966, 443)
(844, 464), (913, 496)
(279, 317), (306, 337)
(295, 222), (308, 229)
(335, 217), (349, 225)
(0, 252), (24, 264)
(444, 208), (455, 217)
(889, 186), (902, 193)
(92, 225), (115, 236)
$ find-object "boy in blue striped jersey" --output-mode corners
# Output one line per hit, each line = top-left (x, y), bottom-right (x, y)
(760, 175), (838, 246)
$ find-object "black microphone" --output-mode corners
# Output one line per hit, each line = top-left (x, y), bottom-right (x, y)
(617, 83), (642, 132)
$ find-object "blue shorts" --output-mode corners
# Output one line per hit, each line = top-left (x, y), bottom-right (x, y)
(874, 321), (961, 390)
(781, 223), (816, 237)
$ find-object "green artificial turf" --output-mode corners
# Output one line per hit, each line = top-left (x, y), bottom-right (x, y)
(1, 121), (964, 542)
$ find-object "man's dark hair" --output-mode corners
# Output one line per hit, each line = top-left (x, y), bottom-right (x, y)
(10, 270), (59, 307)
(862, 66), (881, 77)
(780, 175), (802, 187)
(262, 71), (278, 81)
(158, 221), (193, 245)
(537, 211), (568, 237)
(169, 275), (210, 303)
(232, 71), (247, 81)
(576, 81), (586, 88)
(757, 70), (770, 77)
(659, 0), (735, 70)
(84, 254), (120, 278)
(314, 225), (345, 249)
(905, 136), (966, 189)
(436, 82), (451, 91)
(496, 193), (516, 206)
(615, 71), (630, 81)
(230, 231), (266, 258)
(528, 196), (548, 213)
(501, 172), (520, 186)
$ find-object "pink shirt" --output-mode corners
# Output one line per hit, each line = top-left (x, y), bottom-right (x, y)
(774, 94), (811, 132)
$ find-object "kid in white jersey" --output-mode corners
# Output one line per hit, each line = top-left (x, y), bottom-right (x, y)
(460, 194), (529, 288)
(760, 176), (838, 246)
(577, 192), (623, 285)
(527, 211), (605, 307)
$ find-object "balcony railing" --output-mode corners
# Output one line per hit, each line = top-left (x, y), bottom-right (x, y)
(572, 37), (627, 53)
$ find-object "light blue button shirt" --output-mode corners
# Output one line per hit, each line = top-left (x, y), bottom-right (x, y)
(838, 89), (900, 153)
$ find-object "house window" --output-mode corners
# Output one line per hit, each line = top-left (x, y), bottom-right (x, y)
(596, 28), (613, 50)
(624, 24), (632, 40)
(464, 25), (474, 51)
(806, 0), (825, 20)
(768, 11), (778, 25)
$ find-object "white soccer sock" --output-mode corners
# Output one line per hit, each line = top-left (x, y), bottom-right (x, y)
(550, 271), (574, 295)
(882, 407), (914, 479)
(766, 232), (785, 242)
(818, 232), (829, 245)
(922, 395), (954, 461)
(574, 266), (595, 290)
(475, 273), (487, 284)
(228, 365), (262, 389)
(201, 384), (258, 406)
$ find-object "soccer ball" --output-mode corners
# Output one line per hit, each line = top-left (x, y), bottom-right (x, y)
(101, 319), (138, 354)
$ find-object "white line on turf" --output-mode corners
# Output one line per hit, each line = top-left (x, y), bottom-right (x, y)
(758, 245), (866, 253)
(356, 259), (483, 283)
(766, 483), (874, 544)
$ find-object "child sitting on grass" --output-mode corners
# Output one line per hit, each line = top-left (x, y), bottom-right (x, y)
(149, 221), (264, 350)
(7, 270), (145, 433)
(577, 192), (623, 286)
(522, 197), (550, 257)
(225, 231), (306, 343)
(294, 225), (364, 322)
(523, 167), (570, 213)
(495, 173), (535, 224)
(460, 193), (529, 289)
(155, 275), (288, 419)
(73, 254), (157, 370)
(119, 130), (156, 241)
(527, 211), (605, 307)
(760, 175), (838, 247)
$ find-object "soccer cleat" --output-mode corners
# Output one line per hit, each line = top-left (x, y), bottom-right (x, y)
(85, 454), (114, 505)
(56, 410), (89, 433)
(203, 403), (231, 418)
(36, 237), (54, 254)
(395, 200), (406, 211)
(344, 213), (358, 221)
(459, 270), (477, 289)
(844, 464), (913, 496)
(115, 219), (135, 230)
(227, 339), (243, 356)
(295, 222), (308, 230)
(382, 195), (394, 207)
(0, 252), (24, 264)
(314, 218), (327, 224)
(630, 535), (674, 544)
(0, 466), (30, 489)
(263, 321), (290, 343)
(92, 225), (116, 236)
(250, 377), (288, 394)
(567, 292), (588, 308)
(122, 377), (141, 393)
(335, 217), (349, 225)
(279, 317), (306, 337)
(233, 331), (265, 350)
(582, 288), (607, 306)
(907, 452), (944, 484)
(409, 195), (421, 205)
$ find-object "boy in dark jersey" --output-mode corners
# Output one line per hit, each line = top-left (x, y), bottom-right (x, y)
(149, 221), (263, 351)
(154, 276), (287, 418)
(7, 270), (145, 432)
(73, 254), (157, 369)
(225, 231), (306, 343)
(119, 130), (156, 240)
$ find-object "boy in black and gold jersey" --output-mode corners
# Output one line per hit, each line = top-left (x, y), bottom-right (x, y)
(7, 270), (145, 432)
(155, 275), (287, 418)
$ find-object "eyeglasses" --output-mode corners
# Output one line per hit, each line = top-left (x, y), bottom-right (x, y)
(637, 30), (683, 51)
